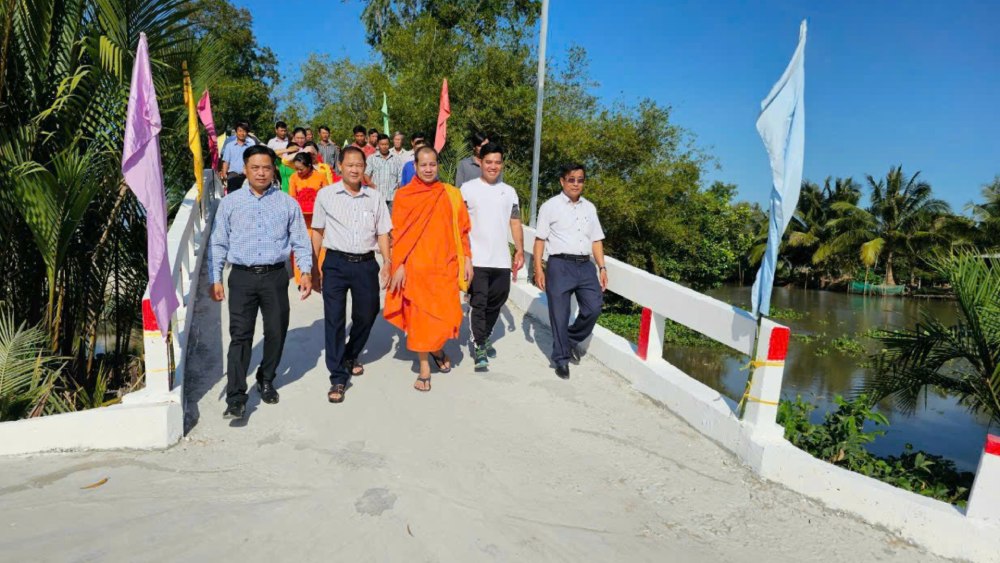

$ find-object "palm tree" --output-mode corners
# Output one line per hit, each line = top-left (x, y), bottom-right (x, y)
(0, 0), (222, 411)
(970, 176), (1000, 248)
(863, 252), (1000, 422)
(815, 166), (950, 286)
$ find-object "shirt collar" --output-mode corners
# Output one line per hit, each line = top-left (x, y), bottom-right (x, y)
(559, 191), (584, 205)
(335, 182), (370, 197)
(241, 181), (280, 197)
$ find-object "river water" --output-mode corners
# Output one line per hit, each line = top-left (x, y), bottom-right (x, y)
(663, 285), (991, 470)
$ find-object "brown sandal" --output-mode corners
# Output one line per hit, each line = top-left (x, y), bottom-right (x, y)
(430, 352), (451, 373)
(414, 376), (431, 392)
(328, 384), (346, 403)
(346, 359), (364, 376)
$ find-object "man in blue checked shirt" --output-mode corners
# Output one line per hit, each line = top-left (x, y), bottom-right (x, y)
(208, 144), (314, 420)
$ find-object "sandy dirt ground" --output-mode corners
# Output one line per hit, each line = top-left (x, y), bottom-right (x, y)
(0, 265), (952, 562)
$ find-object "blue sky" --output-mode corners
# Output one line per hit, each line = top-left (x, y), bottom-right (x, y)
(236, 0), (999, 210)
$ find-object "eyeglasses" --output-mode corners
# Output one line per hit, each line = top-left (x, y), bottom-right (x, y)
(563, 178), (585, 185)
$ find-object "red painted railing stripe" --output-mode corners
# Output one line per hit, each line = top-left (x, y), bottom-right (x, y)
(142, 299), (159, 332)
(985, 435), (1000, 457)
(637, 307), (652, 360)
(767, 326), (791, 361)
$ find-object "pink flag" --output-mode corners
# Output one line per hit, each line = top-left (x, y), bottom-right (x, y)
(122, 33), (178, 339)
(197, 89), (219, 169)
(434, 78), (450, 152)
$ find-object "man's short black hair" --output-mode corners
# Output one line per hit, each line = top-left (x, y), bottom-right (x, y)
(353, 125), (367, 135)
(377, 133), (390, 142)
(340, 145), (367, 165)
(319, 125), (330, 133)
(368, 128), (379, 135)
(235, 121), (250, 132)
(559, 162), (586, 179)
(275, 121), (287, 130)
(479, 142), (504, 161)
(411, 132), (426, 142)
(243, 144), (277, 165)
(468, 130), (489, 148)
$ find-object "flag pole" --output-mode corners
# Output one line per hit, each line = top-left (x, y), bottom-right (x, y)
(528, 0), (549, 226)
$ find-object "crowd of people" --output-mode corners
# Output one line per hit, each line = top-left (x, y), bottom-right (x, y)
(208, 120), (609, 420)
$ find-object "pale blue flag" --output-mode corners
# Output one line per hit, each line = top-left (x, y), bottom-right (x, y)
(751, 20), (807, 318)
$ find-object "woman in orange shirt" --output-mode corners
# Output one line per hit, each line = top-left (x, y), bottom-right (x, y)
(288, 151), (328, 286)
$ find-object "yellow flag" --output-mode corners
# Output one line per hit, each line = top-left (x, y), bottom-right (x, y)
(182, 62), (204, 201)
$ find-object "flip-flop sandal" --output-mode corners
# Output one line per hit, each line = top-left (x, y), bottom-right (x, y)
(414, 376), (431, 392)
(430, 352), (452, 373)
(328, 384), (346, 403)
(347, 359), (365, 376)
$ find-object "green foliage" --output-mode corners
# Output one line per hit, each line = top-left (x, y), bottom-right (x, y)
(296, 5), (751, 288)
(0, 0), (242, 413)
(865, 252), (1000, 422)
(0, 308), (65, 421)
(778, 394), (972, 505)
(769, 307), (807, 321)
(188, 0), (278, 135)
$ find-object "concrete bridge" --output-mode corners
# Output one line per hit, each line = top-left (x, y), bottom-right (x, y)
(0, 175), (997, 562)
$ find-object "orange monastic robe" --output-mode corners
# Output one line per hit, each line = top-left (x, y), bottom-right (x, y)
(384, 177), (471, 352)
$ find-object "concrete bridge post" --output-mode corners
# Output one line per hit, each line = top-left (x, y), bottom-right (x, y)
(966, 435), (1000, 520)
(742, 318), (790, 439)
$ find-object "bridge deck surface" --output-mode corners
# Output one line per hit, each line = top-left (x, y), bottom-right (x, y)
(0, 266), (946, 562)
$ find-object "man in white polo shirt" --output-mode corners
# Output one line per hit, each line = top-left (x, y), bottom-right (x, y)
(461, 143), (524, 372)
(532, 162), (608, 380)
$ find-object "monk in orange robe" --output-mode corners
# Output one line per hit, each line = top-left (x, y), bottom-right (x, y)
(385, 146), (473, 392)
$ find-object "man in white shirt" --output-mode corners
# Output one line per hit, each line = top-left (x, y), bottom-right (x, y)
(266, 120), (289, 152)
(461, 143), (524, 371)
(532, 163), (608, 380)
(310, 146), (392, 404)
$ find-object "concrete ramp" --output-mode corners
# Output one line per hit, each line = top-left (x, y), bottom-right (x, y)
(0, 268), (947, 562)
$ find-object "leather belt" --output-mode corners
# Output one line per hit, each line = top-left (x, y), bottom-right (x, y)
(331, 250), (375, 263)
(232, 262), (285, 274)
(550, 254), (590, 263)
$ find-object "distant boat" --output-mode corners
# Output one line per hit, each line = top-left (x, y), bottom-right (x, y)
(848, 281), (907, 296)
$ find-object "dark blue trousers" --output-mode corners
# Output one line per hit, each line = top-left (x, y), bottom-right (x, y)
(545, 258), (603, 368)
(323, 253), (380, 386)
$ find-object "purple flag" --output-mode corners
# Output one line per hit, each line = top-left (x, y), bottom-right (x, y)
(122, 33), (178, 338)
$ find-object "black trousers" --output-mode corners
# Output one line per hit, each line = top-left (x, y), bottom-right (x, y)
(226, 268), (290, 404)
(226, 172), (246, 193)
(323, 252), (380, 386)
(469, 266), (511, 346)
(545, 258), (603, 368)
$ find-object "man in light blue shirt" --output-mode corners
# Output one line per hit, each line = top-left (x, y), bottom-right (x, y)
(209, 144), (312, 420)
(220, 120), (256, 193)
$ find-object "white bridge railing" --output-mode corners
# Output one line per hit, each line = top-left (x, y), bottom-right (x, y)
(509, 223), (1000, 562)
(140, 170), (222, 400)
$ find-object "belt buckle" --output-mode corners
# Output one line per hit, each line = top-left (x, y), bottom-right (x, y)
(251, 265), (268, 274)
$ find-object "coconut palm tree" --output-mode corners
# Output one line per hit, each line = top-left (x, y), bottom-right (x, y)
(815, 166), (950, 286)
(863, 252), (1000, 422)
(970, 176), (1000, 248)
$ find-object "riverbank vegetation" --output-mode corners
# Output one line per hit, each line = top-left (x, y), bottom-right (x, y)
(0, 0), (276, 419)
(779, 394), (973, 505)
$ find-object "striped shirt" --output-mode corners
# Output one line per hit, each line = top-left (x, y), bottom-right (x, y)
(365, 151), (401, 201)
(208, 183), (312, 283)
(311, 182), (391, 254)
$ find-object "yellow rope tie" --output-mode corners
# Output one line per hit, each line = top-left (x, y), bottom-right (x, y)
(741, 392), (780, 407)
(145, 367), (170, 374)
(749, 360), (785, 369)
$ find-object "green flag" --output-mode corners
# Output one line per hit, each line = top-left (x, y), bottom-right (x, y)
(381, 92), (390, 134)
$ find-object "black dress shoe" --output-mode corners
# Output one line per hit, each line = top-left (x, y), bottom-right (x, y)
(555, 365), (570, 380)
(258, 381), (279, 404)
(223, 402), (246, 419)
(569, 345), (582, 365)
